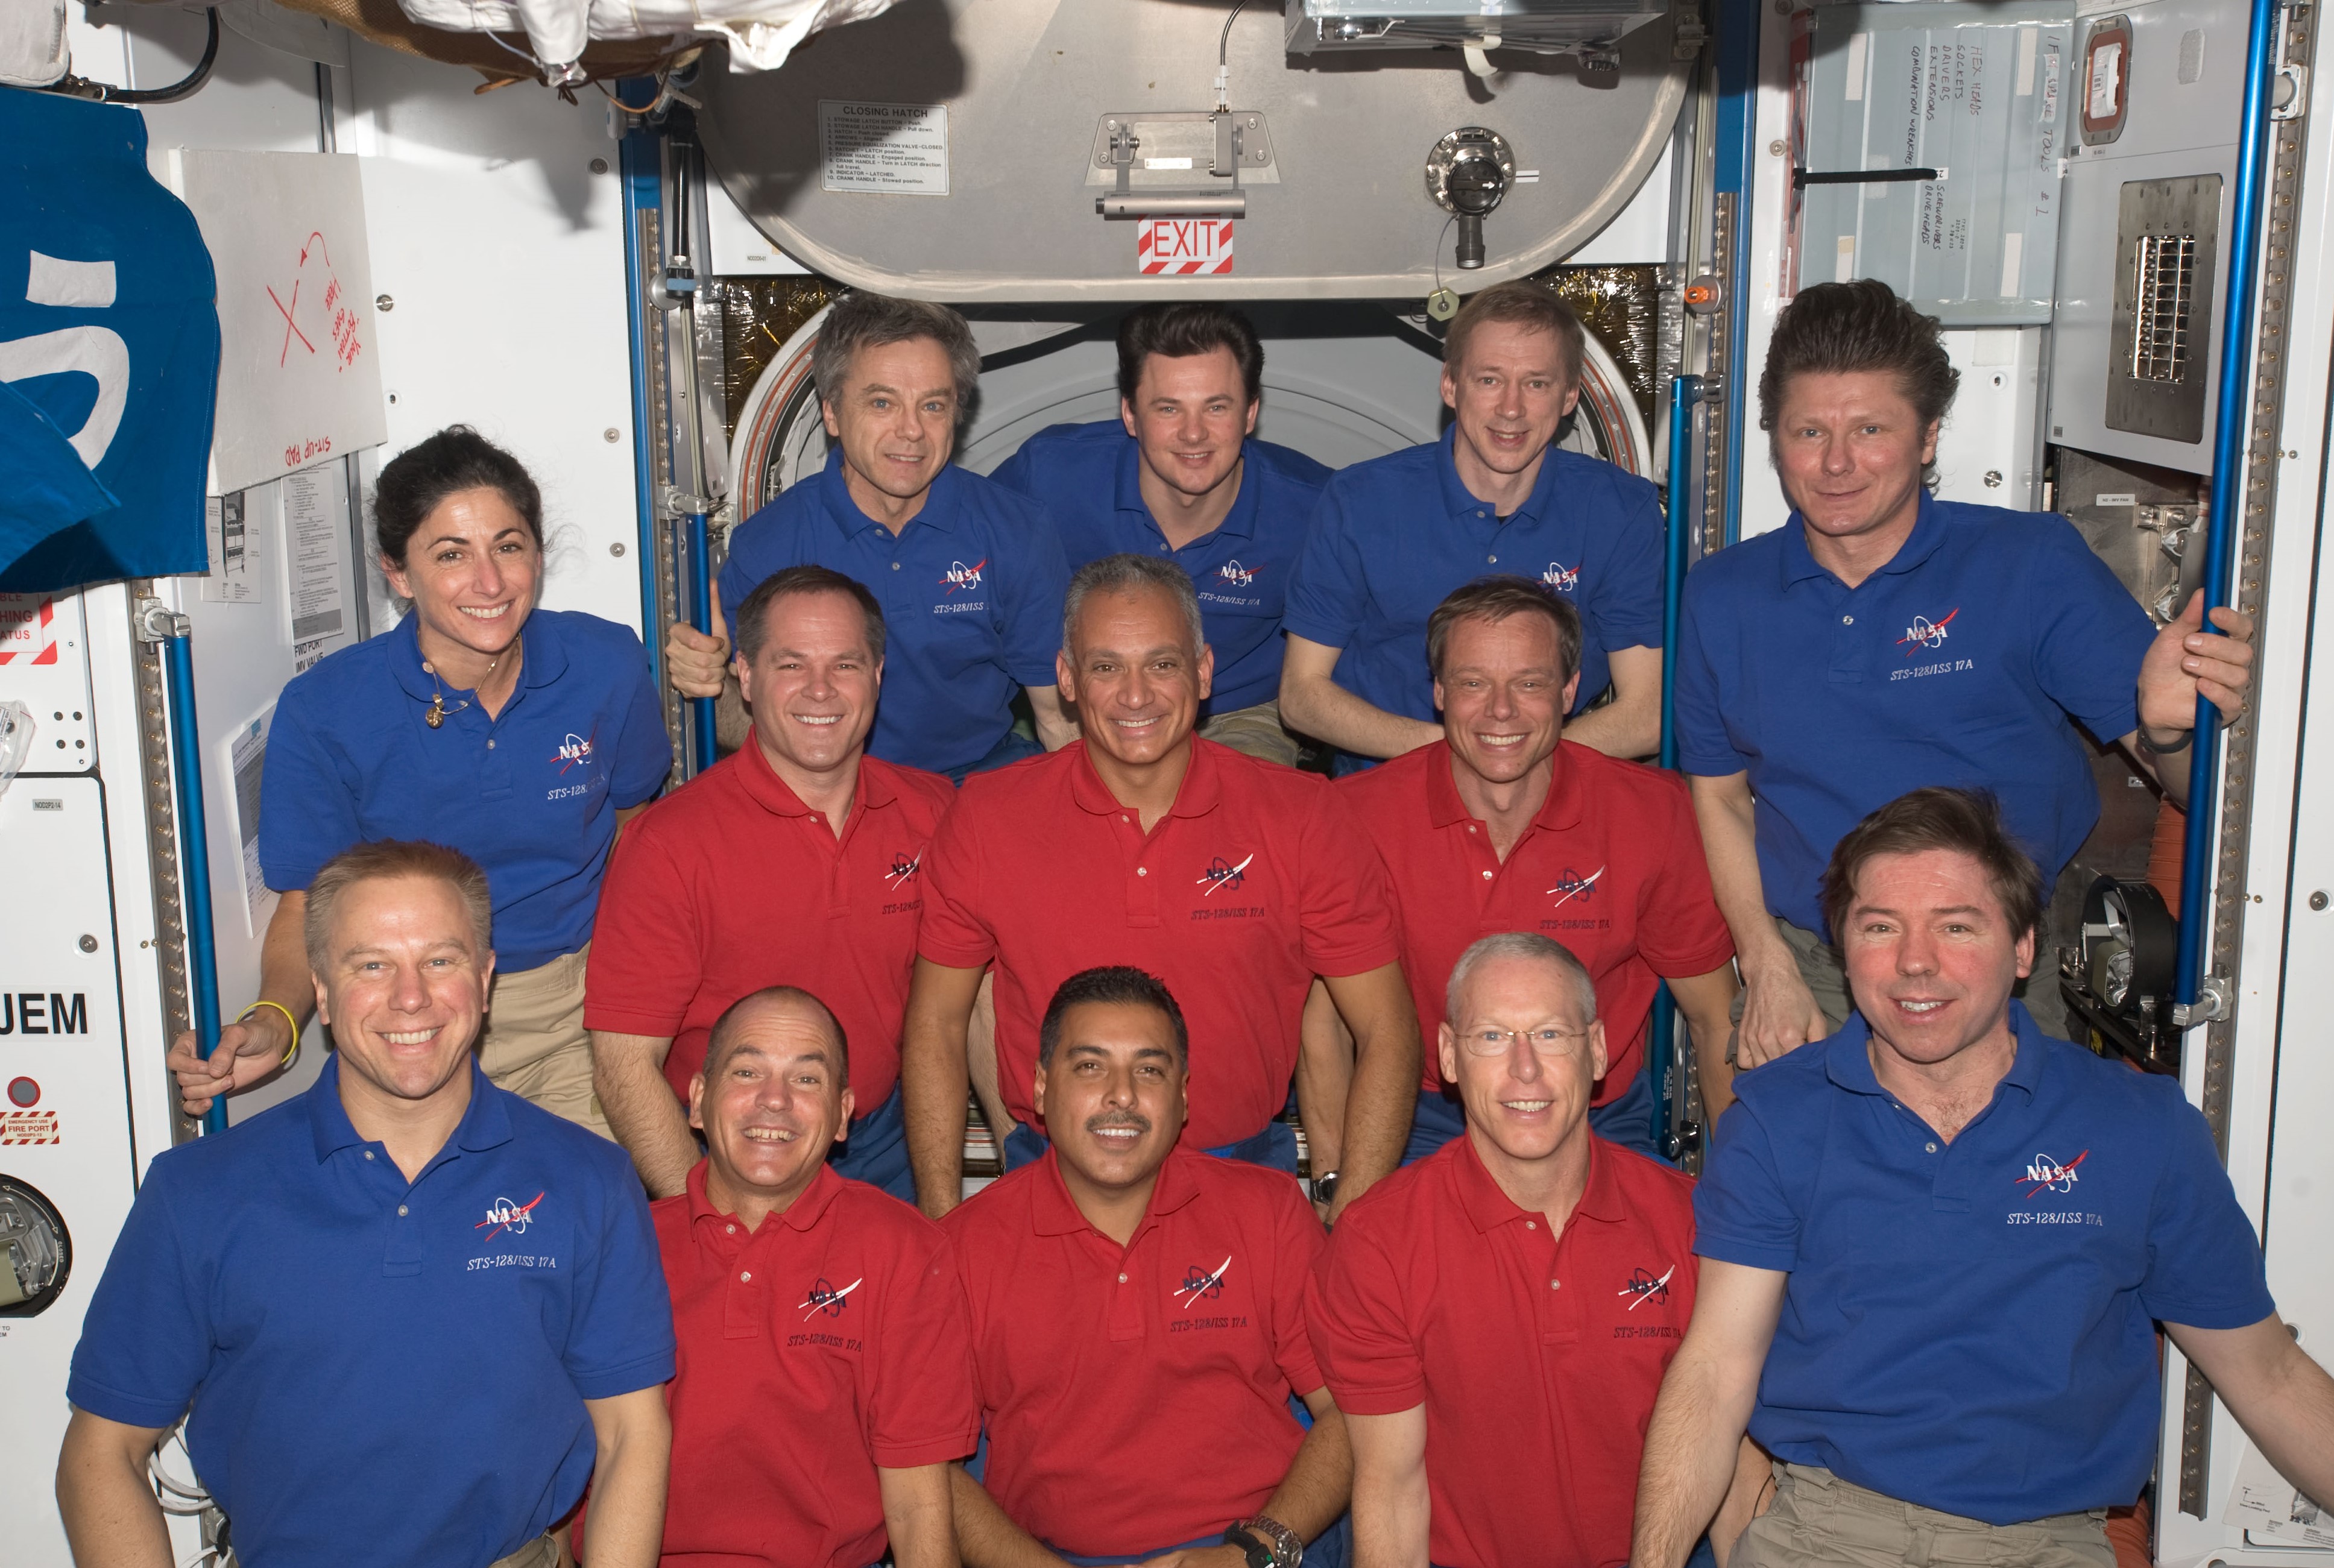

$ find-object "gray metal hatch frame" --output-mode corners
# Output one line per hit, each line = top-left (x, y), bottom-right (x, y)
(697, 0), (1691, 302)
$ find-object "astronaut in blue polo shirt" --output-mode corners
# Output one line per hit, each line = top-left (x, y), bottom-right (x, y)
(1281, 280), (1666, 770)
(1674, 280), (2256, 1071)
(1630, 788), (2334, 1568)
(663, 292), (1074, 781)
(60, 841), (675, 1568)
(989, 303), (1330, 766)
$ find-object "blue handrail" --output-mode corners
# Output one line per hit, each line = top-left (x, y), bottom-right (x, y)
(1714, 0), (1762, 549)
(617, 81), (665, 694)
(2174, 0), (2280, 1009)
(685, 511), (718, 772)
(1650, 375), (1707, 1154)
(160, 627), (227, 1136)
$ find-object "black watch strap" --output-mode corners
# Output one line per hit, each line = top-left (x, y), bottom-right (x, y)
(1223, 1523), (1276, 1568)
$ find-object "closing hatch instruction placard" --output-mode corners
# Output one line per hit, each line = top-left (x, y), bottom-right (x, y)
(819, 102), (950, 195)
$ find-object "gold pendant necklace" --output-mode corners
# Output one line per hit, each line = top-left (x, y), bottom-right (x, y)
(421, 653), (499, 729)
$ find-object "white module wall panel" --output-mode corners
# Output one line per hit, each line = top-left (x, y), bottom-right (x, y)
(0, 775), (139, 1568)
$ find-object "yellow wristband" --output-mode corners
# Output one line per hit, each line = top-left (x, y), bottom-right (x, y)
(238, 1001), (302, 1069)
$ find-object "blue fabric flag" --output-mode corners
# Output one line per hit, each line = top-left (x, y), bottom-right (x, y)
(0, 89), (219, 593)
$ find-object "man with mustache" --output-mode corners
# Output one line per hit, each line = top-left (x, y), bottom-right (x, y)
(1281, 281), (1666, 772)
(636, 985), (976, 1568)
(903, 553), (1418, 1222)
(946, 967), (1351, 1567)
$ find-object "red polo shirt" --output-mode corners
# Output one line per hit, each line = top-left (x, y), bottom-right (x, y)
(1337, 740), (1733, 1104)
(942, 1147), (1327, 1558)
(584, 741), (956, 1107)
(653, 1160), (979, 1568)
(1307, 1133), (1697, 1568)
(918, 739), (1400, 1147)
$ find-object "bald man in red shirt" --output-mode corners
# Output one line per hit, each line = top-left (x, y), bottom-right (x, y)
(1310, 934), (1756, 1568)
(632, 985), (977, 1568)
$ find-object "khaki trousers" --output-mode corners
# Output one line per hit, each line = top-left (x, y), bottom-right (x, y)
(1733, 1464), (2114, 1568)
(488, 1534), (559, 1568)
(478, 945), (609, 1140)
(1198, 698), (1304, 767)
(1728, 918), (1856, 1062)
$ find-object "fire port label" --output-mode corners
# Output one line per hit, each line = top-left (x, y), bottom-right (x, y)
(1140, 218), (1234, 276)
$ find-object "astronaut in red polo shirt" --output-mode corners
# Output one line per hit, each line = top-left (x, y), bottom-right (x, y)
(648, 985), (977, 1568)
(947, 966), (1350, 1568)
(588, 565), (957, 1203)
(1310, 934), (1749, 1568)
(1325, 577), (1738, 1163)
(903, 553), (1419, 1221)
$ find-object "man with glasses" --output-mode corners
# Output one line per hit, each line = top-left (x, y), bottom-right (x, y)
(1310, 934), (1750, 1568)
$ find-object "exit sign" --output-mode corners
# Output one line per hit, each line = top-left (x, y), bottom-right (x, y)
(1138, 218), (1234, 275)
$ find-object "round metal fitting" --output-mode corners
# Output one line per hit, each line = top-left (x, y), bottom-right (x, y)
(1424, 127), (1515, 218)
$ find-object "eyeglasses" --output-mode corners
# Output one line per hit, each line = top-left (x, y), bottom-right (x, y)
(1459, 1025), (1595, 1059)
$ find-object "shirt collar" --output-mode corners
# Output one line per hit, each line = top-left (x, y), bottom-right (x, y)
(383, 611), (566, 701)
(308, 1053), (513, 1163)
(1820, 1000), (2048, 1101)
(821, 446), (957, 538)
(686, 1155), (847, 1235)
(1782, 489), (1949, 588)
(1065, 736), (1224, 820)
(1422, 740), (1585, 833)
(1450, 1129), (1628, 1232)
(732, 736), (894, 818)
(1434, 423), (1556, 525)
(1030, 1144), (1205, 1238)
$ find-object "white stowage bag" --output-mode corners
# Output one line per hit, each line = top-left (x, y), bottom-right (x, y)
(393, 0), (894, 75)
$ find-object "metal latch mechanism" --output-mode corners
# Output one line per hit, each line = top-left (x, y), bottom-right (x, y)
(1092, 112), (1272, 220)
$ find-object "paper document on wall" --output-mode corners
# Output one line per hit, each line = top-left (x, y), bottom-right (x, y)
(224, 706), (276, 936)
(2224, 1438), (2334, 1546)
(168, 150), (386, 496)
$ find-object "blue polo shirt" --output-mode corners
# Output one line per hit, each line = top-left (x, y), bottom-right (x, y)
(259, 609), (671, 974)
(1695, 1005), (2274, 1523)
(719, 447), (1071, 775)
(988, 421), (1331, 715)
(1673, 496), (2157, 934)
(1282, 427), (1664, 765)
(67, 1056), (675, 1568)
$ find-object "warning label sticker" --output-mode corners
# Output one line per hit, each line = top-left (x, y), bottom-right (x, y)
(0, 1110), (59, 1145)
(0, 596), (58, 666)
(1139, 218), (1235, 276)
(819, 102), (950, 196)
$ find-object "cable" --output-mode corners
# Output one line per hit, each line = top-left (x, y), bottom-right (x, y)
(51, 8), (220, 104)
(1214, 0), (1247, 110)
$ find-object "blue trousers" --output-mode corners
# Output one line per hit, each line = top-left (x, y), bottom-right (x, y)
(947, 726), (1042, 784)
(1402, 1050), (1667, 1166)
(828, 1082), (915, 1201)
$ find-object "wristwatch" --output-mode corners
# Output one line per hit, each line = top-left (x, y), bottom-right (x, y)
(1225, 1514), (1304, 1567)
(1308, 1170), (1340, 1207)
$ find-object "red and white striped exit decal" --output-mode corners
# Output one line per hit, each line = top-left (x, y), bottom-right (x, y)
(1139, 218), (1234, 275)
(0, 596), (58, 666)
